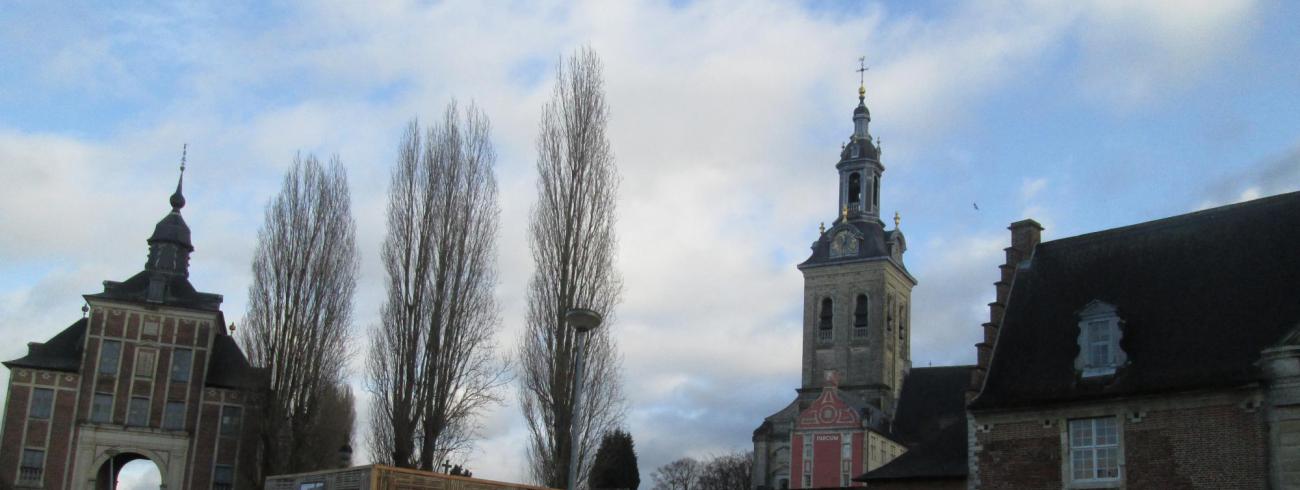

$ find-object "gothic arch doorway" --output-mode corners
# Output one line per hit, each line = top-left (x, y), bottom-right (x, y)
(95, 452), (164, 489)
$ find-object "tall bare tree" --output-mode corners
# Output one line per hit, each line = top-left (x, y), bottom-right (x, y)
(240, 154), (359, 479)
(367, 103), (507, 470)
(651, 458), (701, 490)
(519, 47), (626, 489)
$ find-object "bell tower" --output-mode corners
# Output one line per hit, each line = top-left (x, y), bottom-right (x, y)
(797, 81), (915, 420)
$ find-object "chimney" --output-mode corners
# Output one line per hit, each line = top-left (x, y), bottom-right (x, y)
(968, 219), (1043, 403)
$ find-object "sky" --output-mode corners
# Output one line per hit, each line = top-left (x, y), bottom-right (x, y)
(1, 0), (1299, 487)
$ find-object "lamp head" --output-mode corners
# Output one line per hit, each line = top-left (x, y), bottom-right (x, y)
(565, 308), (603, 332)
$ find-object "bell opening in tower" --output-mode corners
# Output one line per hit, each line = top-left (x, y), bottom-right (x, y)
(848, 172), (862, 207)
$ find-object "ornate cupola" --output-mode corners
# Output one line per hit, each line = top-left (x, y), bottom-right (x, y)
(88, 146), (223, 310)
(801, 83), (906, 270)
(837, 84), (883, 225)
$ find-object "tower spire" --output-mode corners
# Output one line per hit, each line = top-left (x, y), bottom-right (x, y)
(171, 144), (187, 211)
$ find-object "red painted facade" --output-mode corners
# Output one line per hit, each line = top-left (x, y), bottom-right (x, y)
(790, 386), (866, 488)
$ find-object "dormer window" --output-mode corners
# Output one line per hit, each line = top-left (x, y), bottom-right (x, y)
(1075, 301), (1126, 378)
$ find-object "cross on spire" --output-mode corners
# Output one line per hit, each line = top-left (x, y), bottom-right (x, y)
(856, 56), (869, 101)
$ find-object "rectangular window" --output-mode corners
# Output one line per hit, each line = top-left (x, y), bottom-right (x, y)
(19, 449), (43, 482)
(1088, 321), (1111, 366)
(299, 483), (325, 490)
(128, 397), (150, 426)
(171, 349), (193, 382)
(163, 401), (186, 430)
(99, 340), (122, 376)
(1070, 417), (1121, 482)
(29, 388), (54, 419)
(92, 393), (113, 423)
(135, 349), (156, 379)
(213, 464), (233, 490)
(220, 406), (242, 436)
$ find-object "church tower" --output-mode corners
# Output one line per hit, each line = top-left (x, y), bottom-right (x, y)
(752, 80), (917, 490)
(796, 84), (916, 419)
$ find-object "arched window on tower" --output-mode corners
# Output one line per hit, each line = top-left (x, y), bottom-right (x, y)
(853, 295), (869, 340)
(848, 173), (862, 208)
(873, 177), (881, 210)
(818, 298), (834, 343)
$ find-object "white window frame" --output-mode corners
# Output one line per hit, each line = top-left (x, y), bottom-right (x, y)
(1066, 416), (1123, 488)
(1075, 301), (1126, 378)
(29, 388), (54, 420)
(171, 348), (193, 382)
(163, 401), (186, 430)
(19, 448), (44, 483)
(127, 396), (150, 426)
(135, 348), (157, 380)
(840, 432), (853, 487)
(99, 340), (122, 376)
(91, 393), (114, 423)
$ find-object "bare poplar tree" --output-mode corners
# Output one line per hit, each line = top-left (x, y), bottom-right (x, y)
(240, 154), (358, 478)
(519, 47), (626, 489)
(367, 103), (507, 470)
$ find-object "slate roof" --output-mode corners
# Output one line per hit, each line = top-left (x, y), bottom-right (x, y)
(2, 318), (87, 373)
(970, 190), (1300, 410)
(857, 365), (974, 482)
(205, 334), (264, 390)
(3, 317), (261, 390)
(87, 270), (224, 311)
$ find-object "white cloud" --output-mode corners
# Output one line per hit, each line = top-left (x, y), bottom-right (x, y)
(1074, 0), (1258, 107)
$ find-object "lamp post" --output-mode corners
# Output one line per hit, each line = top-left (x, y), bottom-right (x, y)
(565, 308), (603, 490)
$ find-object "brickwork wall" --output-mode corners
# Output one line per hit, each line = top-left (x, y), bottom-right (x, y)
(972, 394), (1268, 490)
(0, 381), (30, 485)
(974, 419), (1061, 490)
(1124, 403), (1267, 489)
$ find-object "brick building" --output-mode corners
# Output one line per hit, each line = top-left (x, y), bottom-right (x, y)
(962, 191), (1300, 489)
(0, 169), (262, 489)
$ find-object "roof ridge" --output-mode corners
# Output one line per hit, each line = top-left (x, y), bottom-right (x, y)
(1042, 190), (1300, 250)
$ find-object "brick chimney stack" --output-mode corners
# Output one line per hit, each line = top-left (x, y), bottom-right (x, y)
(967, 219), (1043, 403)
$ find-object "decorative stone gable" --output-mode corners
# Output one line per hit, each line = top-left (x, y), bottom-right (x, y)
(796, 382), (862, 430)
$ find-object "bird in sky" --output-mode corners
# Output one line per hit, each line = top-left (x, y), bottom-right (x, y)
(973, 202), (980, 210)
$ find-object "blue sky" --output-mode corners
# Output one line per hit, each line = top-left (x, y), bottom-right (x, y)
(2, 1), (1299, 487)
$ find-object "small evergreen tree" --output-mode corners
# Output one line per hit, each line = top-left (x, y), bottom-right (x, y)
(589, 429), (640, 489)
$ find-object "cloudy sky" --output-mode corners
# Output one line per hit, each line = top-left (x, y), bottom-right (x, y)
(2, 0), (1298, 487)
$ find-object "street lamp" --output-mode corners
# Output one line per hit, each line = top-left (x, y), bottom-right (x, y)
(565, 308), (602, 490)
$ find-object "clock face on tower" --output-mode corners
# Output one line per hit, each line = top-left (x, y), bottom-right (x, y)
(830, 230), (859, 258)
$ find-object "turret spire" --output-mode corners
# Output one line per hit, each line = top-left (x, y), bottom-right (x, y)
(171, 144), (187, 211)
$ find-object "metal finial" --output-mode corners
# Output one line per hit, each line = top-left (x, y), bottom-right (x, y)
(894, 211), (901, 229)
(856, 56), (869, 101)
(819, 222), (825, 234)
(171, 144), (188, 210)
(81, 304), (89, 318)
(228, 322), (236, 334)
